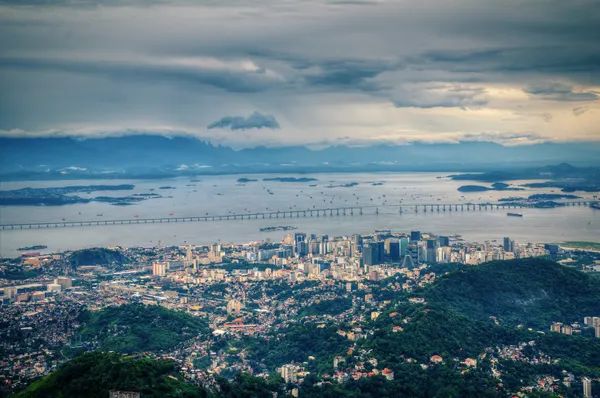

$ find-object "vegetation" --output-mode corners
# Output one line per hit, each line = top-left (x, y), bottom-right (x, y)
(243, 323), (349, 374)
(14, 352), (208, 398)
(68, 248), (129, 267)
(560, 241), (600, 251)
(423, 258), (600, 328)
(298, 298), (352, 318)
(80, 303), (209, 353)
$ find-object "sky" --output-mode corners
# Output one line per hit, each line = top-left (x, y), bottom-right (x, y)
(0, 0), (599, 148)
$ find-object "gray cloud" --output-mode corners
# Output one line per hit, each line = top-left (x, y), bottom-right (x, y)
(0, 54), (286, 93)
(0, 0), (599, 145)
(524, 82), (599, 102)
(572, 106), (590, 116)
(207, 112), (280, 130)
(392, 84), (488, 109)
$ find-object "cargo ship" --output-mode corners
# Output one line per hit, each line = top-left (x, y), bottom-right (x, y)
(507, 212), (523, 217)
(260, 226), (298, 232)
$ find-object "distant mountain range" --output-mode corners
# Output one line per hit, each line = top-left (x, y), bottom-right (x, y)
(2, 135), (600, 180)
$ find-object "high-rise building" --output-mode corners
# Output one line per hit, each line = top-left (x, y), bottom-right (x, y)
(399, 237), (409, 257)
(407, 243), (420, 265)
(375, 241), (385, 264)
(56, 276), (72, 289)
(410, 231), (421, 242)
(362, 244), (376, 266)
(384, 239), (400, 262)
(426, 239), (438, 263)
(294, 233), (307, 256)
(226, 299), (243, 316)
(152, 262), (167, 277)
(438, 236), (450, 247)
(503, 237), (514, 253)
(583, 377), (592, 398)
(279, 364), (298, 383)
(362, 242), (384, 266)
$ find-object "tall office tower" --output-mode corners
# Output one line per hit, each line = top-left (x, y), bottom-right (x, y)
(362, 244), (376, 266)
(438, 236), (450, 247)
(384, 239), (401, 262)
(375, 241), (385, 264)
(503, 237), (511, 252)
(294, 233), (307, 256)
(426, 239), (438, 263)
(410, 231), (421, 242)
(583, 377), (592, 398)
(407, 243), (420, 265)
(399, 237), (409, 257)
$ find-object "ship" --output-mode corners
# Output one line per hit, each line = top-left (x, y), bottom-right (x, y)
(259, 226), (298, 232)
(590, 202), (600, 210)
(507, 212), (523, 217)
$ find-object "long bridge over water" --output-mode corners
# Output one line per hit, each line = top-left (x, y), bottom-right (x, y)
(0, 200), (593, 230)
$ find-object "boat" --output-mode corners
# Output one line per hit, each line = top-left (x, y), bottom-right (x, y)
(259, 226), (298, 232)
(590, 202), (600, 210)
(507, 212), (523, 217)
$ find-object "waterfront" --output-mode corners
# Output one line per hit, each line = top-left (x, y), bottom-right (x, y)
(1, 172), (598, 257)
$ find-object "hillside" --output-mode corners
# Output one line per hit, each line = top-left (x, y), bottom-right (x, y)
(423, 258), (600, 328)
(80, 303), (210, 353)
(14, 352), (208, 398)
(68, 248), (129, 267)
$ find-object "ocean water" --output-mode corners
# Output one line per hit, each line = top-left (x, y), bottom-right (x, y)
(0, 172), (598, 257)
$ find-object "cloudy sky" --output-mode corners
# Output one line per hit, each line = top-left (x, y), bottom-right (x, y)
(0, 0), (598, 147)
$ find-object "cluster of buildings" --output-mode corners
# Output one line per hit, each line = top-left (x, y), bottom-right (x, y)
(550, 316), (600, 338)
(0, 229), (596, 396)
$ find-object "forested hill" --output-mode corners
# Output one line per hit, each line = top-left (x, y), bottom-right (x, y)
(13, 352), (209, 398)
(68, 248), (129, 268)
(79, 303), (210, 353)
(423, 258), (600, 328)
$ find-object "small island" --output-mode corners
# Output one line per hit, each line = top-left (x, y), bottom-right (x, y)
(326, 182), (359, 188)
(263, 177), (318, 183)
(237, 177), (258, 183)
(457, 182), (522, 192)
(0, 184), (144, 206)
(17, 245), (48, 251)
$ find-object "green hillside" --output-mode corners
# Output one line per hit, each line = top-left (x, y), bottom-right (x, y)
(68, 248), (129, 267)
(14, 352), (208, 398)
(80, 303), (209, 353)
(423, 258), (600, 328)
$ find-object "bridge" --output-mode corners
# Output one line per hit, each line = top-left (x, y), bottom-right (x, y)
(0, 200), (592, 230)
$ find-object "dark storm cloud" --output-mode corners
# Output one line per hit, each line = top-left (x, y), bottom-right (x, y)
(524, 82), (599, 102)
(301, 59), (396, 91)
(207, 112), (280, 130)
